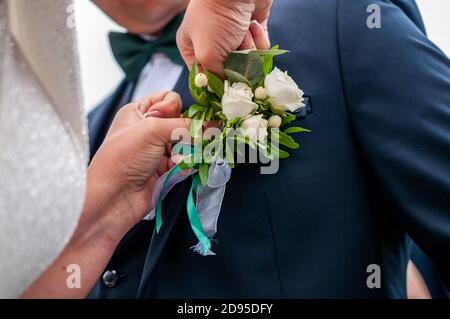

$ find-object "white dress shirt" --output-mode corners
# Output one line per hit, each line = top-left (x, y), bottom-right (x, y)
(132, 52), (184, 101)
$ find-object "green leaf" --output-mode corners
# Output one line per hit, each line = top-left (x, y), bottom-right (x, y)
(211, 100), (222, 112)
(225, 142), (235, 168)
(234, 135), (256, 150)
(197, 90), (209, 107)
(179, 155), (196, 169)
(230, 46), (287, 79)
(224, 52), (263, 85)
(182, 110), (190, 118)
(254, 50), (289, 56)
(188, 104), (205, 118)
(179, 162), (189, 170)
(190, 115), (204, 138)
(268, 143), (290, 159)
(258, 143), (274, 160)
(188, 62), (200, 98)
(278, 149), (290, 159)
(202, 139), (220, 163)
(216, 111), (227, 121)
(205, 70), (224, 98)
(284, 127), (311, 134)
(205, 107), (213, 121)
(262, 54), (274, 76)
(199, 163), (210, 185)
(224, 69), (252, 87)
(278, 131), (300, 149)
(231, 47), (288, 57)
(281, 113), (297, 125)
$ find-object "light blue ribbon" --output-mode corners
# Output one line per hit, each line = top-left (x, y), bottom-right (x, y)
(152, 144), (232, 256)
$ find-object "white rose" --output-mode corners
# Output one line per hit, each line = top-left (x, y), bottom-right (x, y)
(222, 81), (258, 120)
(240, 114), (268, 143)
(264, 67), (305, 112)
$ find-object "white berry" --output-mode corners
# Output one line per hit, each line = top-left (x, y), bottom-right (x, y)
(268, 115), (282, 128)
(195, 73), (208, 88)
(254, 86), (267, 100)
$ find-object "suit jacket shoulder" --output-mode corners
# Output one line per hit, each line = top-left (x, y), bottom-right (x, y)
(338, 0), (450, 289)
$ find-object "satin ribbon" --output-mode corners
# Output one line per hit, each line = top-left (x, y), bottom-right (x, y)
(151, 144), (232, 256)
(187, 175), (212, 255)
(155, 164), (181, 232)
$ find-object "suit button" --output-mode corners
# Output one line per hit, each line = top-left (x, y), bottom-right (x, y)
(102, 270), (119, 288)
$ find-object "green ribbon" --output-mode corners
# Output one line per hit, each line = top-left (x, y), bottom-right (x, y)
(155, 145), (211, 255)
(155, 164), (182, 233)
(186, 175), (212, 255)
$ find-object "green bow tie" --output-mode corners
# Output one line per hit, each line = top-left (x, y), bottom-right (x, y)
(109, 14), (184, 80)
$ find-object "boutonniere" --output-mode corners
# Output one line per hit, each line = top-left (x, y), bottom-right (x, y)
(150, 46), (309, 255)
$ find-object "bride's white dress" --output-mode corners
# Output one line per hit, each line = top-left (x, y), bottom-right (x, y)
(0, 0), (87, 298)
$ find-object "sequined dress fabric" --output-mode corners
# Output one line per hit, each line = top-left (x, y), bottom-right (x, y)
(0, 0), (87, 298)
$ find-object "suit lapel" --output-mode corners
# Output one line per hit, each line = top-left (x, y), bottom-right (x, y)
(174, 67), (195, 112)
(137, 67), (194, 297)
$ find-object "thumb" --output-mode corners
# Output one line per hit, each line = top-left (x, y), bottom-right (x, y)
(140, 117), (191, 146)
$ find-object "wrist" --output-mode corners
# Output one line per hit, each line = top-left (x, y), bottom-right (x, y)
(79, 169), (137, 245)
(72, 199), (120, 254)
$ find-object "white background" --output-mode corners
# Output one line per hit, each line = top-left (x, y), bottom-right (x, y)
(75, 0), (450, 111)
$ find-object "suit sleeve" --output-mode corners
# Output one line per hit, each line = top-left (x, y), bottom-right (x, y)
(338, 0), (450, 288)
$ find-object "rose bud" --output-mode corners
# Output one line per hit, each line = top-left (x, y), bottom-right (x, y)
(195, 73), (208, 88)
(254, 86), (267, 100)
(268, 115), (282, 128)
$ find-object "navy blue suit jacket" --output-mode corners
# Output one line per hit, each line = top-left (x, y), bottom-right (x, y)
(88, 0), (450, 298)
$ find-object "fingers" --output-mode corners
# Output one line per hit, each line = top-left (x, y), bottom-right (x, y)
(142, 91), (182, 119)
(239, 21), (270, 51)
(106, 91), (182, 140)
(176, 26), (196, 71)
(177, 0), (273, 77)
(176, 2), (229, 77)
(141, 117), (191, 146)
(252, 0), (272, 25)
(239, 30), (256, 50)
(249, 20), (270, 50)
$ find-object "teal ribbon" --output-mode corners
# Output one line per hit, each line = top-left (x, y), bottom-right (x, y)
(186, 175), (212, 255)
(155, 164), (182, 232)
(154, 145), (211, 255)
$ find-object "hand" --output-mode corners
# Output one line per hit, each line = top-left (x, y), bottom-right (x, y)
(81, 92), (190, 244)
(177, 0), (272, 76)
(22, 92), (190, 299)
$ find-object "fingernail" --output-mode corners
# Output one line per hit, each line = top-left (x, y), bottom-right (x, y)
(144, 110), (162, 118)
(250, 20), (261, 38)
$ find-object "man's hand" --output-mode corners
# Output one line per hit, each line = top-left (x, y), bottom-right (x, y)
(177, 0), (272, 76)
